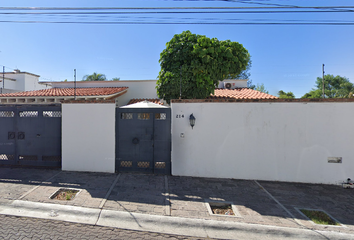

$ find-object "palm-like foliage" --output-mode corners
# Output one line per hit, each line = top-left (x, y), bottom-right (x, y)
(82, 72), (107, 81)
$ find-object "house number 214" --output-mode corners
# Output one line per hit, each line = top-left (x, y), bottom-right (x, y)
(176, 114), (184, 118)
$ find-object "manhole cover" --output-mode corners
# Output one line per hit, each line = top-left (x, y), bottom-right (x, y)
(49, 188), (81, 201)
(205, 201), (241, 217)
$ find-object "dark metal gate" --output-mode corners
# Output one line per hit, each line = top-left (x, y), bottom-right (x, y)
(116, 107), (171, 174)
(0, 105), (62, 168)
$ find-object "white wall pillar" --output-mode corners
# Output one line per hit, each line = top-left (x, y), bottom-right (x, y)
(62, 103), (116, 173)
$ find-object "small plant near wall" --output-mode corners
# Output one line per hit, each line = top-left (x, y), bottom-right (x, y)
(300, 209), (339, 225)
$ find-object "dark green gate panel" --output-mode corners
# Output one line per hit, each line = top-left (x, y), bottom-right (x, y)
(116, 108), (171, 175)
(0, 106), (17, 165)
(0, 105), (62, 168)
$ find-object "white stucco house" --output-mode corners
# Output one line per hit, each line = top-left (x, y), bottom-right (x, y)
(0, 69), (50, 94)
(0, 75), (277, 105)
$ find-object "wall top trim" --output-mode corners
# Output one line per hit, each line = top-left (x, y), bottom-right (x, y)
(171, 98), (354, 103)
(3, 71), (40, 77)
(62, 100), (115, 104)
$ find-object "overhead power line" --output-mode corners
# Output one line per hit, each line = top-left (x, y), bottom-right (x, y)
(0, 5), (353, 25)
(1, 10), (354, 14)
(1, 20), (354, 25)
(0, 6), (354, 10)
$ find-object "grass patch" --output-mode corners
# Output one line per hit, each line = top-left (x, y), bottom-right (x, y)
(300, 209), (339, 225)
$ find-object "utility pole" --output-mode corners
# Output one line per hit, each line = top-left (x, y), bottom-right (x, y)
(74, 69), (77, 100)
(322, 64), (325, 98)
(2, 66), (4, 94)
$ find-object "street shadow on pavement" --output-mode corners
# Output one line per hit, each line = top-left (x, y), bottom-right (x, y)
(0, 167), (354, 231)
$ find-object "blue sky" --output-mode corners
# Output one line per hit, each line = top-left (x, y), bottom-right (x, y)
(1, 0), (353, 98)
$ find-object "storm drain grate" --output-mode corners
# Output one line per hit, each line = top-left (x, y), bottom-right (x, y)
(49, 188), (81, 201)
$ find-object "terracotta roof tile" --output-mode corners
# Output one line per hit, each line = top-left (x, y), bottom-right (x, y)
(0, 87), (128, 98)
(127, 98), (163, 105)
(209, 88), (278, 100)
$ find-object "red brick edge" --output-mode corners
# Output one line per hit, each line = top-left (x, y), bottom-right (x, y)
(61, 100), (115, 104)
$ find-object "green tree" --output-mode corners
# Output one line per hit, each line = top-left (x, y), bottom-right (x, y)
(226, 60), (253, 88)
(278, 90), (295, 99)
(82, 72), (107, 81)
(111, 77), (120, 81)
(301, 89), (322, 99)
(156, 30), (251, 103)
(255, 83), (269, 94)
(302, 75), (354, 98)
(247, 79), (255, 89)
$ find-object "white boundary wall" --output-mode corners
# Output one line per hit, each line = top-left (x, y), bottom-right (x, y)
(62, 103), (116, 173)
(171, 102), (354, 184)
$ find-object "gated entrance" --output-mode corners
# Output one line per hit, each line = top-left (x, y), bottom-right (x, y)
(116, 102), (171, 174)
(0, 105), (62, 168)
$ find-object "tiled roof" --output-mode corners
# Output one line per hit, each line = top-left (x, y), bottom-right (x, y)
(127, 98), (163, 105)
(0, 87), (128, 97)
(210, 88), (278, 99)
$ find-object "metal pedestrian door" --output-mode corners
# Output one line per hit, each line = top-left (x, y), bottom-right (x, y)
(116, 103), (171, 174)
(0, 105), (62, 168)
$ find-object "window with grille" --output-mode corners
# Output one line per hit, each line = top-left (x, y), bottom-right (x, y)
(137, 161), (150, 168)
(155, 113), (166, 120)
(0, 111), (14, 117)
(121, 113), (133, 120)
(0, 154), (14, 161)
(43, 111), (62, 117)
(120, 161), (133, 167)
(42, 156), (61, 162)
(19, 111), (38, 118)
(19, 155), (38, 161)
(138, 113), (150, 120)
(155, 162), (166, 169)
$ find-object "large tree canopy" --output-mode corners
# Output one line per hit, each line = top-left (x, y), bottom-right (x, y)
(156, 30), (251, 103)
(278, 90), (295, 99)
(302, 74), (354, 98)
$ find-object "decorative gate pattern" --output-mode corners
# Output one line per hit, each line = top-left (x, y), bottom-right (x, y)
(116, 108), (171, 174)
(0, 105), (62, 168)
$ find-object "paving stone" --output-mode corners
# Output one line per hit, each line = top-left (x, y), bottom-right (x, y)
(0, 168), (60, 200)
(105, 173), (167, 215)
(0, 168), (354, 236)
(21, 171), (117, 208)
(258, 180), (354, 227)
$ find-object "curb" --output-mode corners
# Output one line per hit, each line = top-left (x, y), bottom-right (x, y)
(0, 200), (353, 240)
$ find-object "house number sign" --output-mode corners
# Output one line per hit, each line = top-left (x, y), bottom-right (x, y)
(176, 114), (184, 118)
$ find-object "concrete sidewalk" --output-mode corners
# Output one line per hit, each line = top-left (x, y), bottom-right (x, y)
(0, 168), (353, 239)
